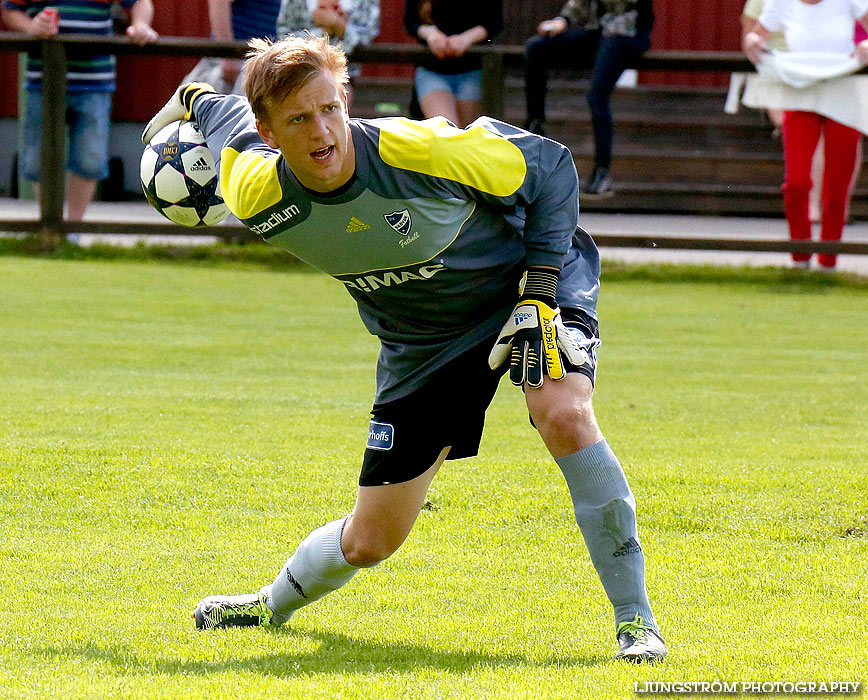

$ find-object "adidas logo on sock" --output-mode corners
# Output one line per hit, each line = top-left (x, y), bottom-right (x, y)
(613, 537), (642, 557)
(345, 216), (371, 232)
(190, 156), (210, 172)
(286, 569), (307, 598)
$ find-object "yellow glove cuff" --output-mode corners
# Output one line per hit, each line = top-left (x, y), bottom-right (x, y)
(181, 82), (216, 120)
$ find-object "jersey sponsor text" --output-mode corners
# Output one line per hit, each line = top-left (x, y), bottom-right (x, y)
(341, 263), (447, 292)
(367, 421), (394, 450)
(250, 204), (301, 236)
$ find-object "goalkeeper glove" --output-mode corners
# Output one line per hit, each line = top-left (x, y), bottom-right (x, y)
(141, 82), (216, 144)
(488, 267), (585, 388)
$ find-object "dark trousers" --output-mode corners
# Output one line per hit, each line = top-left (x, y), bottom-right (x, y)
(524, 27), (650, 169)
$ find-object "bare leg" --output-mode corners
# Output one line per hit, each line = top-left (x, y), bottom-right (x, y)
(263, 447), (451, 624)
(524, 373), (603, 457)
(456, 99), (482, 128)
(65, 173), (97, 221)
(342, 446), (450, 566)
(419, 90), (460, 125)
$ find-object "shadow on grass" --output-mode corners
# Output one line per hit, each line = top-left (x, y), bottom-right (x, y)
(31, 627), (606, 678)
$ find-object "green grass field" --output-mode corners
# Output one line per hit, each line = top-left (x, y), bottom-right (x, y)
(1, 256), (866, 699)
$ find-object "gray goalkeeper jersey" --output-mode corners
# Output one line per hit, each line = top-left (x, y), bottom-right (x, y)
(194, 94), (601, 402)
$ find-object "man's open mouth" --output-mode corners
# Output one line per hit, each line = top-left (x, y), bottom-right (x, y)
(311, 146), (334, 161)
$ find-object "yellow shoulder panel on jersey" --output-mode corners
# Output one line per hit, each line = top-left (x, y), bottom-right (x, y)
(220, 147), (283, 220)
(377, 117), (527, 197)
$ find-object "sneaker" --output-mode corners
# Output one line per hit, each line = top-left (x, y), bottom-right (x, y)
(193, 591), (273, 630)
(581, 166), (614, 199)
(614, 615), (668, 663)
(792, 259), (811, 270)
(525, 118), (546, 136)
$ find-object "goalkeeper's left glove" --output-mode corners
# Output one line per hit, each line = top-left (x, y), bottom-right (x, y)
(488, 267), (584, 388)
(141, 82), (216, 144)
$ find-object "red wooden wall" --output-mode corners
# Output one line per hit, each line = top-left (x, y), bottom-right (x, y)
(113, 3), (210, 120)
(648, 0), (745, 85)
(0, 0), (746, 120)
(0, 26), (21, 118)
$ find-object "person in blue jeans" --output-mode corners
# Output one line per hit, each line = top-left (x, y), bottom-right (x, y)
(524, 0), (653, 198)
(404, 0), (502, 127)
(1, 0), (158, 221)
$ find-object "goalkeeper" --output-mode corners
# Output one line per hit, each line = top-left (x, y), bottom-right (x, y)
(144, 35), (666, 662)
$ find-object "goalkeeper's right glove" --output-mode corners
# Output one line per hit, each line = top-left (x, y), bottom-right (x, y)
(488, 267), (565, 388)
(141, 82), (216, 144)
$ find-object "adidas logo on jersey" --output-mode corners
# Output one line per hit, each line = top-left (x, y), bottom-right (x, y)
(345, 216), (371, 232)
(189, 156), (210, 172)
(613, 537), (642, 557)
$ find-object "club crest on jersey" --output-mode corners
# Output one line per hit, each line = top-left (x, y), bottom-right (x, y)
(367, 421), (394, 451)
(384, 209), (412, 236)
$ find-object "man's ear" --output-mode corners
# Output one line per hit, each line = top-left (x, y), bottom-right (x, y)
(257, 119), (277, 148)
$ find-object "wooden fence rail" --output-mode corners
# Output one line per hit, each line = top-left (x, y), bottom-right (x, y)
(2, 31), (867, 256)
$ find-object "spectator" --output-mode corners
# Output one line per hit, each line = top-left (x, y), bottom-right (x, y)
(741, 0), (863, 224)
(183, 0), (282, 95)
(743, 0), (868, 270)
(1, 0), (158, 221)
(404, 0), (503, 127)
(524, 0), (654, 199)
(277, 0), (380, 103)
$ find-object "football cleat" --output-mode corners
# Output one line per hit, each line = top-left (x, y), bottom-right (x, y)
(614, 615), (668, 663)
(193, 591), (273, 630)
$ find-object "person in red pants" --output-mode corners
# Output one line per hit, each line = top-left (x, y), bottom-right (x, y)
(744, 0), (868, 270)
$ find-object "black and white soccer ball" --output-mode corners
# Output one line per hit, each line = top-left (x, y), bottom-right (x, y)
(140, 120), (230, 227)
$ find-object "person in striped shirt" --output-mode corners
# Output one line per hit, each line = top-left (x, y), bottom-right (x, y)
(1, 0), (158, 220)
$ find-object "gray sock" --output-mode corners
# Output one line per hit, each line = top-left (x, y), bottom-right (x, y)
(555, 440), (657, 631)
(262, 516), (359, 626)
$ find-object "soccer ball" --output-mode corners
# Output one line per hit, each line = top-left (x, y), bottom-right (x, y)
(140, 120), (230, 227)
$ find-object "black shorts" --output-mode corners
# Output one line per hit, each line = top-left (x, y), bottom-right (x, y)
(359, 307), (600, 487)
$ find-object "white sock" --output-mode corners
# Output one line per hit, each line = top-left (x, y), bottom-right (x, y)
(262, 516), (359, 626)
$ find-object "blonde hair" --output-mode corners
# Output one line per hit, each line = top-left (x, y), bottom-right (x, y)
(244, 34), (350, 122)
